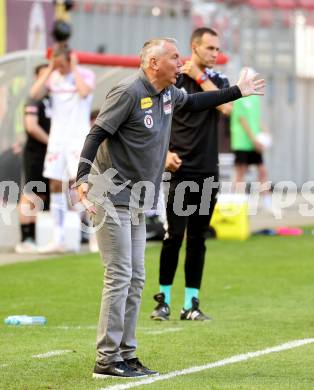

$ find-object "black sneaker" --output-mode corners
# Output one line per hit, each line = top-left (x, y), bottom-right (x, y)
(180, 297), (212, 321)
(125, 357), (159, 376)
(150, 293), (170, 320)
(92, 360), (145, 379)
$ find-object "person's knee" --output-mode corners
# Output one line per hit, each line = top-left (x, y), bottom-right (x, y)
(163, 233), (184, 248)
(131, 270), (145, 290)
(186, 233), (206, 248)
(257, 164), (268, 182)
(105, 262), (132, 288)
(235, 164), (247, 178)
(188, 221), (209, 240)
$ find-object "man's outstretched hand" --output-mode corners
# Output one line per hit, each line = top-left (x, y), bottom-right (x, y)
(237, 68), (265, 97)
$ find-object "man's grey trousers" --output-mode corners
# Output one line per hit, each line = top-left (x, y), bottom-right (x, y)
(93, 204), (146, 364)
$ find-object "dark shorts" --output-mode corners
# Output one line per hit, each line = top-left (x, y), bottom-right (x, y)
(23, 147), (49, 198)
(234, 151), (263, 166)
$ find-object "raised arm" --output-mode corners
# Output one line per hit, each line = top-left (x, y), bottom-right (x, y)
(182, 60), (232, 115)
(183, 68), (265, 113)
(71, 53), (94, 98)
(30, 62), (53, 100)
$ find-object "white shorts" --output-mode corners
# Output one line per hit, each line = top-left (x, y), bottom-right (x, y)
(43, 147), (81, 182)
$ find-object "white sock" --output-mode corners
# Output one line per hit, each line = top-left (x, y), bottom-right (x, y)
(50, 192), (68, 245)
(263, 193), (272, 209)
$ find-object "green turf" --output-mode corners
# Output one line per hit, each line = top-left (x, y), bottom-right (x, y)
(1, 234), (314, 389)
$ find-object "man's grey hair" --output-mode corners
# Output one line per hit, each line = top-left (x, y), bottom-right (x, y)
(140, 38), (178, 69)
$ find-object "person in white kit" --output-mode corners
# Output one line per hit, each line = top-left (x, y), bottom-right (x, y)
(30, 45), (95, 252)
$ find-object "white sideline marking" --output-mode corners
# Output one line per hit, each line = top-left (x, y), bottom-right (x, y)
(54, 325), (97, 330)
(0, 364), (8, 368)
(99, 338), (314, 390)
(32, 349), (73, 359)
(144, 328), (182, 335)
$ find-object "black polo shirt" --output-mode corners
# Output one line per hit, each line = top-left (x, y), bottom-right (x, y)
(170, 68), (230, 177)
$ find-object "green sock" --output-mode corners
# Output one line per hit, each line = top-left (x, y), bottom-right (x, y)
(184, 287), (199, 310)
(160, 285), (172, 306)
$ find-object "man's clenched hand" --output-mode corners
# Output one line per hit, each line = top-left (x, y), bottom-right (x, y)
(165, 151), (182, 173)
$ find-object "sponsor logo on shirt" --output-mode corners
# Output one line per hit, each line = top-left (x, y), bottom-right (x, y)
(163, 90), (171, 103)
(141, 97), (153, 109)
(163, 103), (172, 115)
(205, 68), (229, 88)
(144, 114), (153, 128)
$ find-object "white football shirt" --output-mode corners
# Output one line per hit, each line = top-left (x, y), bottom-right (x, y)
(47, 66), (95, 150)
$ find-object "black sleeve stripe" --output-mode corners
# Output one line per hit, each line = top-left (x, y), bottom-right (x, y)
(76, 124), (110, 184)
(184, 86), (242, 112)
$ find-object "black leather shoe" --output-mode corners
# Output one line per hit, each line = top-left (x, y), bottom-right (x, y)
(151, 292), (170, 320)
(180, 297), (212, 321)
(93, 360), (145, 378)
(125, 358), (159, 376)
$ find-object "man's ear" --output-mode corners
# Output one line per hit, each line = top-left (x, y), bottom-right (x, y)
(150, 57), (159, 70)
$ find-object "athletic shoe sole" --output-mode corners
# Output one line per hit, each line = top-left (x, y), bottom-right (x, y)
(150, 315), (169, 321)
(92, 373), (147, 379)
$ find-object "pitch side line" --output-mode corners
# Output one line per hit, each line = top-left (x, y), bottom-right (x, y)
(54, 325), (97, 330)
(99, 338), (314, 390)
(32, 350), (73, 359)
(144, 327), (182, 335)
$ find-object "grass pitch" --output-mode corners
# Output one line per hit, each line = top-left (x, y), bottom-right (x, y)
(1, 233), (314, 389)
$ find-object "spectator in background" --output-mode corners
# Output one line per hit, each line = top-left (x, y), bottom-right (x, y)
(230, 67), (272, 210)
(151, 28), (232, 322)
(15, 64), (51, 254)
(30, 46), (95, 252)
